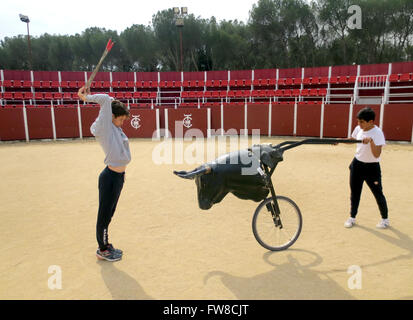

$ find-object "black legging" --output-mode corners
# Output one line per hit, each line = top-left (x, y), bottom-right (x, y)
(349, 158), (388, 219)
(96, 166), (125, 251)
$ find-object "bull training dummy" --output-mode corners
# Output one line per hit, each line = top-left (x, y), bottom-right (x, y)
(173, 144), (283, 210)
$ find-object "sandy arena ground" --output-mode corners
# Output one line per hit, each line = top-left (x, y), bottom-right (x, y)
(0, 136), (412, 300)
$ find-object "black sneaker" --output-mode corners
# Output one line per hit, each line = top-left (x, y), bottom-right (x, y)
(96, 249), (122, 262)
(107, 243), (123, 255)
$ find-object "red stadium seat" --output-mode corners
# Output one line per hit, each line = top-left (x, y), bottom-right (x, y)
(53, 92), (63, 100)
(2, 92), (13, 100)
(309, 89), (318, 96)
(277, 78), (286, 86)
(143, 81), (151, 88)
(112, 81), (120, 89)
(338, 76), (348, 84)
(126, 81), (135, 89)
(212, 91), (220, 98)
(220, 80), (228, 87)
(101, 81), (110, 88)
(149, 92), (157, 99)
(135, 81), (143, 88)
(22, 80), (32, 88)
(13, 92), (24, 100)
(124, 92), (133, 100)
(108, 92), (116, 98)
(158, 81), (166, 88)
(292, 89), (300, 97)
(198, 80), (205, 87)
(206, 80), (214, 87)
(319, 77), (329, 84)
(229, 80), (236, 87)
(60, 81), (69, 88)
(69, 81), (78, 89)
(203, 91), (212, 98)
(244, 79), (252, 87)
(329, 76), (339, 84)
(150, 81), (159, 88)
(13, 80), (23, 88)
(166, 81), (174, 88)
(35, 92), (44, 100)
(175, 81), (182, 87)
(195, 91), (204, 98)
(63, 92), (72, 100)
(3, 80), (13, 88)
(284, 78), (293, 85)
(133, 92), (141, 99)
(399, 73), (411, 82)
(302, 78), (311, 85)
(44, 92), (53, 100)
(183, 80), (190, 87)
(251, 90), (259, 97)
(32, 80), (41, 88)
(253, 79), (260, 86)
(275, 90), (283, 97)
(318, 88), (327, 96)
(227, 91), (235, 98)
(283, 89), (291, 97)
(24, 92), (34, 100)
(41, 81), (51, 88)
(119, 81), (127, 89)
(115, 92), (124, 99)
(268, 79), (276, 86)
(301, 89), (309, 96)
(51, 81), (60, 88)
(219, 90), (227, 97)
(348, 76), (357, 83)
(234, 90), (243, 98)
(388, 74), (399, 82)
(293, 78), (302, 85)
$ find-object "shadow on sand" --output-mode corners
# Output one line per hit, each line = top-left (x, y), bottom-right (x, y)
(98, 261), (153, 300)
(204, 249), (356, 300)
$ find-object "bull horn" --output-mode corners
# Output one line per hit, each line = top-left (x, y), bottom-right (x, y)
(173, 165), (211, 180)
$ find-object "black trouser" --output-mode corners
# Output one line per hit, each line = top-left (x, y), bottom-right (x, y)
(97, 166), (125, 251)
(349, 158), (388, 219)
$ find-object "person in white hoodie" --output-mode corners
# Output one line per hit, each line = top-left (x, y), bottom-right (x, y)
(344, 107), (389, 229)
(78, 86), (131, 261)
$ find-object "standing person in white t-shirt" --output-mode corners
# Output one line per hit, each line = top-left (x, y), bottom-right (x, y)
(344, 107), (389, 229)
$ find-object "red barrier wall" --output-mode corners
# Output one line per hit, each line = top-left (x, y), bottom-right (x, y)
(323, 104), (350, 138)
(54, 107), (80, 138)
(26, 107), (54, 139)
(271, 103), (294, 136)
(0, 108), (26, 141)
(383, 104), (413, 141)
(167, 108), (208, 138)
(223, 104), (245, 134)
(123, 109), (158, 138)
(296, 104), (321, 137)
(80, 107), (100, 137)
(208, 105), (222, 133)
(247, 103), (269, 135)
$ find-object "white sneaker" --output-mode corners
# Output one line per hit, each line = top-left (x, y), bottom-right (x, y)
(344, 217), (356, 228)
(376, 219), (390, 229)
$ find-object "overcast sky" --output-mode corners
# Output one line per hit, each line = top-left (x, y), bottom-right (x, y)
(0, 0), (259, 41)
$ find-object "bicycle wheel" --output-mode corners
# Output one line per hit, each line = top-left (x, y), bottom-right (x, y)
(252, 196), (302, 251)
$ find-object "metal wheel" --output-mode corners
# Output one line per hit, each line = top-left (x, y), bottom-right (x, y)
(252, 196), (302, 251)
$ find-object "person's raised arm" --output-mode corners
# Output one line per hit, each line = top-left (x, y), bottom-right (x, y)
(78, 86), (113, 133)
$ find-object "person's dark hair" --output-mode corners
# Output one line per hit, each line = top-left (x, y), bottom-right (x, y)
(111, 100), (130, 118)
(357, 107), (375, 122)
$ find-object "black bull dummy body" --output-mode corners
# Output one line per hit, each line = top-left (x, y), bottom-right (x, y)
(173, 144), (282, 210)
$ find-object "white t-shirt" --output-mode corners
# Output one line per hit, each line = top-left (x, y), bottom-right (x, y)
(351, 125), (386, 163)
